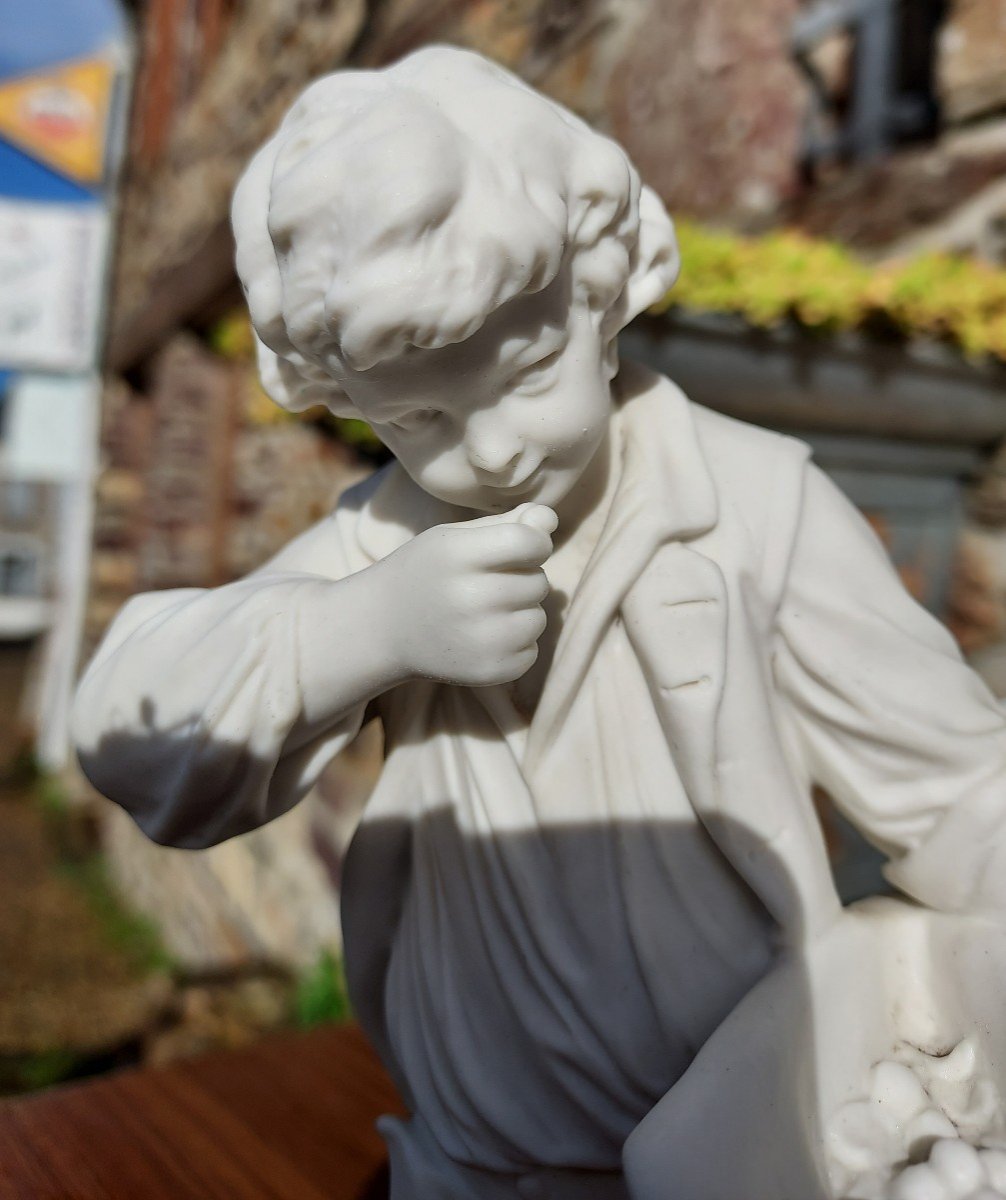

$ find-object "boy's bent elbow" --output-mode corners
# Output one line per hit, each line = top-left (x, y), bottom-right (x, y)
(71, 673), (270, 850)
(72, 668), (323, 850)
(73, 722), (283, 850)
(69, 575), (368, 849)
(73, 724), (203, 849)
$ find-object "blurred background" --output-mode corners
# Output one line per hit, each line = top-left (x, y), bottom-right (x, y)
(1, 0), (1006, 1095)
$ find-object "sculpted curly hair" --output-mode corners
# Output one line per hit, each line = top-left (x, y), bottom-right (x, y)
(232, 45), (680, 416)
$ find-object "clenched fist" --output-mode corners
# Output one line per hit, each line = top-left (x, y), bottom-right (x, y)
(382, 503), (557, 687)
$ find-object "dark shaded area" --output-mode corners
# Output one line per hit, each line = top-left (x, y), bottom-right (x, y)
(0, 640), (35, 779)
(894, 0), (948, 143)
(81, 719), (832, 1196)
(793, 0), (949, 172)
(360, 1162), (392, 1200)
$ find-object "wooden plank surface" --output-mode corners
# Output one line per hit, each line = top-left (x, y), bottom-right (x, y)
(0, 1023), (404, 1200)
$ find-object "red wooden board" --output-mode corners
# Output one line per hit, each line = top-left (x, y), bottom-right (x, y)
(0, 1023), (404, 1199)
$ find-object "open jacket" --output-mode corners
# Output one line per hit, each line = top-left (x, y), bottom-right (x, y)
(73, 367), (1006, 1198)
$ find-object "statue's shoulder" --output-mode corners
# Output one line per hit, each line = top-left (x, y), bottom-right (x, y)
(627, 367), (812, 594)
(687, 395), (811, 495)
(621, 362), (811, 524)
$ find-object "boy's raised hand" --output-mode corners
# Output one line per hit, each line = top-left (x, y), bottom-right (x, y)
(382, 503), (557, 687)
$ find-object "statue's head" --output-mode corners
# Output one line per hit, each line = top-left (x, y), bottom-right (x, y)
(233, 45), (680, 513)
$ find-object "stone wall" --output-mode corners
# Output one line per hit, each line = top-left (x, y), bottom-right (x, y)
(111, 0), (819, 366)
(111, 0), (369, 364)
(352, 0), (807, 223)
(939, 0), (1006, 124)
(792, 0), (1006, 256)
(112, 0), (1006, 365)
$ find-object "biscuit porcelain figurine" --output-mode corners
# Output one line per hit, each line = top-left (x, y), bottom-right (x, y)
(74, 47), (1006, 1200)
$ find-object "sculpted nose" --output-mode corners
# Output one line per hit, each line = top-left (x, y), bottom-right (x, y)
(466, 422), (523, 476)
(470, 445), (522, 475)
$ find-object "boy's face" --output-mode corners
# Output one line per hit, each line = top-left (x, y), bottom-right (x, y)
(338, 271), (613, 515)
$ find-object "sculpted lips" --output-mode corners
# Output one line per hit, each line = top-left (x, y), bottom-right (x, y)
(491, 460), (546, 494)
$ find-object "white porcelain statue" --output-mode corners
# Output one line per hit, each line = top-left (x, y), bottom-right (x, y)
(73, 46), (1006, 1200)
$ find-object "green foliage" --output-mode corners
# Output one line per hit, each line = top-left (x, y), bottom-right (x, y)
(212, 224), (1006, 404)
(4, 744), (41, 788)
(58, 854), (174, 976)
(0, 1049), (82, 1093)
(327, 416), (386, 456)
(659, 221), (1006, 364)
(32, 776), (173, 977)
(209, 312), (387, 454)
(294, 949), (352, 1028)
(34, 774), (69, 818)
(208, 311), (256, 361)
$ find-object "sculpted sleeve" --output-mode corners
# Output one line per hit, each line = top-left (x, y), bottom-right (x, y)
(772, 462), (1006, 914)
(72, 485), (375, 849)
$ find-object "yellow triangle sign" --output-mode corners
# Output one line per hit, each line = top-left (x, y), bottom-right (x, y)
(0, 56), (116, 186)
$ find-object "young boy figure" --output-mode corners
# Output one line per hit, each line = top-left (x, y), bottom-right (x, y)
(75, 48), (1006, 1200)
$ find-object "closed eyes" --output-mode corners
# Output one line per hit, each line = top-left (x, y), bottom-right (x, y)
(505, 348), (564, 395)
(379, 343), (565, 431)
(385, 408), (442, 433)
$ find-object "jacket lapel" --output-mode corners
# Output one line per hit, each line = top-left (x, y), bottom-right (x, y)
(523, 368), (721, 774)
(623, 541), (726, 794)
(613, 377), (735, 884)
(620, 381), (839, 936)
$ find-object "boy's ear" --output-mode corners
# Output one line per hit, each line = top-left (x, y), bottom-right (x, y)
(621, 186), (681, 326)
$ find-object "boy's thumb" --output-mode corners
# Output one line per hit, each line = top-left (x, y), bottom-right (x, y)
(459, 503), (558, 534)
(513, 503), (558, 536)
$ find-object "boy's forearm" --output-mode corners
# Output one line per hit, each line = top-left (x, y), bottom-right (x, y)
(283, 558), (415, 752)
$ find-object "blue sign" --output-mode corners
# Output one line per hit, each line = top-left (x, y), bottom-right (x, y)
(0, 0), (127, 204)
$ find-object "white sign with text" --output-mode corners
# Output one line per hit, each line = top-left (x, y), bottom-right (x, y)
(0, 199), (108, 372)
